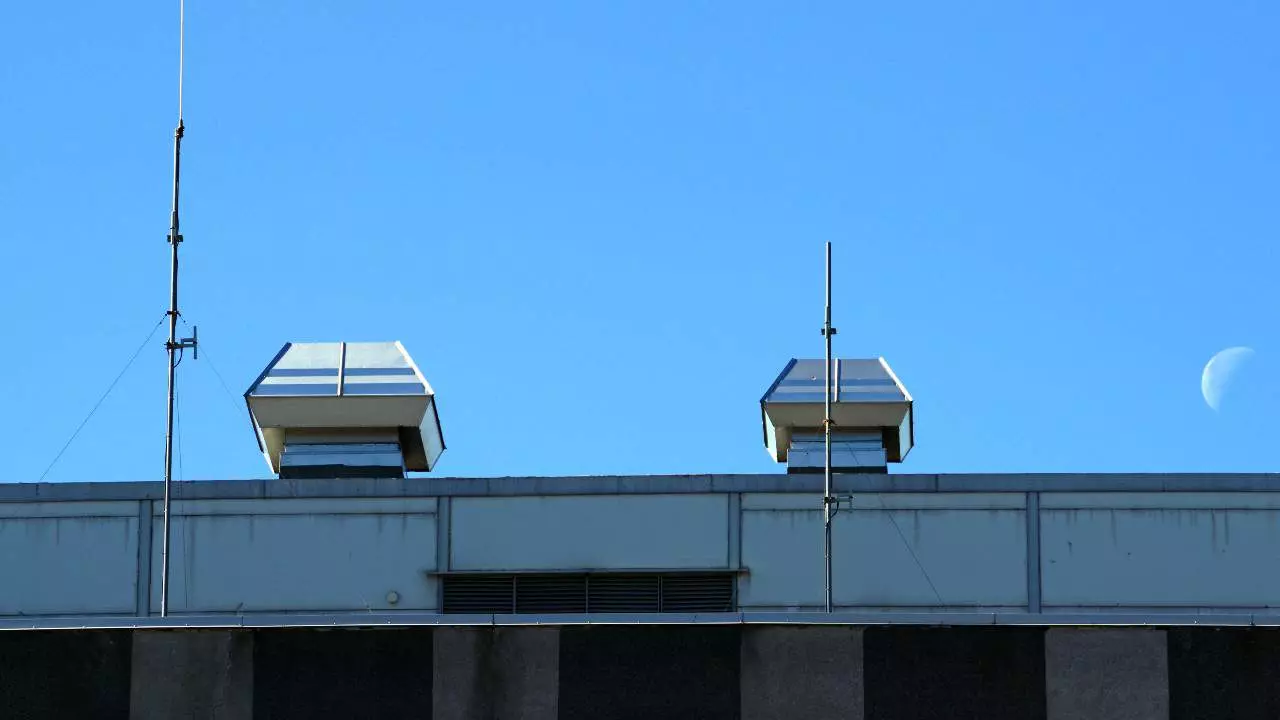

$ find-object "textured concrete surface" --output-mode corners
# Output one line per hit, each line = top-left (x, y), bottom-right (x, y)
(433, 626), (559, 720)
(741, 625), (863, 720)
(129, 630), (252, 720)
(1046, 628), (1168, 720)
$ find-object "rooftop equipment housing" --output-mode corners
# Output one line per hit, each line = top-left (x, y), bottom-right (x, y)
(761, 357), (913, 473)
(245, 342), (444, 478)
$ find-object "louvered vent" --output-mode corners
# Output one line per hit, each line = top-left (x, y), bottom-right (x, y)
(441, 572), (735, 614)
(589, 574), (660, 612)
(660, 573), (735, 612)
(516, 575), (587, 614)
(441, 574), (512, 614)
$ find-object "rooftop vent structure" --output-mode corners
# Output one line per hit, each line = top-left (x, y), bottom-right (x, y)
(761, 358), (913, 473)
(245, 342), (444, 478)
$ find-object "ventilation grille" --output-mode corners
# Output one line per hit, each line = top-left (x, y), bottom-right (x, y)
(516, 575), (587, 614)
(588, 574), (660, 612)
(441, 574), (512, 614)
(441, 572), (735, 614)
(660, 573), (734, 612)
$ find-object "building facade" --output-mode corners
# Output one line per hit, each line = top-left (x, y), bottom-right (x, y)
(3, 472), (1280, 718)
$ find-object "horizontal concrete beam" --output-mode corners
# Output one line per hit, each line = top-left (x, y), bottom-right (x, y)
(2, 610), (1278, 632)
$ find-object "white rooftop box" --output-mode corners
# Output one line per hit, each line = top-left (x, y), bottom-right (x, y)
(245, 342), (444, 476)
(761, 357), (913, 466)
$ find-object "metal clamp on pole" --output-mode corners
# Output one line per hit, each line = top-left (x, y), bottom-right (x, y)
(167, 326), (198, 360)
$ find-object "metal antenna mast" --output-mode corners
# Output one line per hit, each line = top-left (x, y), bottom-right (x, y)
(162, 0), (197, 618)
(822, 241), (836, 613)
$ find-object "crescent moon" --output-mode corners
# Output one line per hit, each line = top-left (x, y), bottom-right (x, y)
(1201, 346), (1255, 411)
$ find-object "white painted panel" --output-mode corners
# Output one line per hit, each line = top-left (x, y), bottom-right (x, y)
(344, 342), (411, 369)
(153, 512), (437, 613)
(0, 506), (138, 615)
(741, 507), (1027, 608)
(1042, 507), (1280, 607)
(275, 342), (340, 369)
(451, 495), (728, 571)
(740, 507), (821, 609)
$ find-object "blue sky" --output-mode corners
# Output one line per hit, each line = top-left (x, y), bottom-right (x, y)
(2, 2), (1276, 482)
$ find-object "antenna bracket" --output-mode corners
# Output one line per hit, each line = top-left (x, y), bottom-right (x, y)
(168, 326), (198, 360)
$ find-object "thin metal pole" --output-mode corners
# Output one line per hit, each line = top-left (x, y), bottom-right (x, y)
(822, 241), (835, 613)
(160, 0), (186, 618)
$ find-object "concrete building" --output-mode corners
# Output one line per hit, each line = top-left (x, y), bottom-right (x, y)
(5, 473), (1280, 719)
(3, 345), (1278, 718)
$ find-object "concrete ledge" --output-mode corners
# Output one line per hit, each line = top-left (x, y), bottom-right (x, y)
(4, 473), (1280, 502)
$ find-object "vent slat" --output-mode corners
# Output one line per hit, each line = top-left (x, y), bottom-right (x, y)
(661, 574), (734, 612)
(442, 575), (514, 614)
(516, 575), (587, 613)
(588, 575), (660, 612)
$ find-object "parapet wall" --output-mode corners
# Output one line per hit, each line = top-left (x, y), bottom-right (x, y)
(3, 474), (1280, 623)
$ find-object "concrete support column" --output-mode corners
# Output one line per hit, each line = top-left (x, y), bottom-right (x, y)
(1045, 628), (1168, 720)
(741, 626), (863, 720)
(129, 630), (253, 720)
(433, 626), (559, 720)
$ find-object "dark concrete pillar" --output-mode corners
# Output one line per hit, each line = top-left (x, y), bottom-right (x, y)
(129, 630), (253, 720)
(433, 627), (559, 720)
(740, 626), (863, 720)
(0, 630), (132, 720)
(864, 626), (1046, 720)
(1046, 629), (1168, 720)
(254, 627), (432, 719)
(1168, 628), (1280, 720)
(558, 625), (740, 720)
